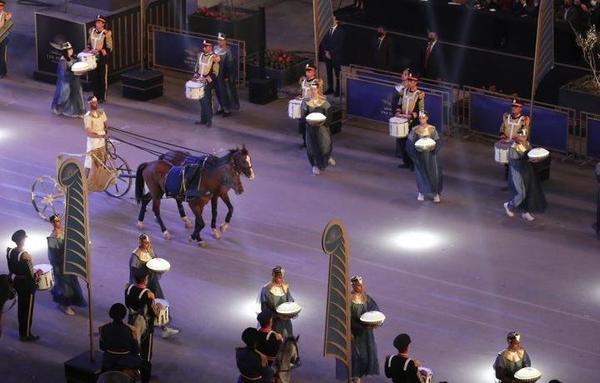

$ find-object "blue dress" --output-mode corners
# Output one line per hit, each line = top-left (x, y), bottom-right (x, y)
(406, 124), (443, 195)
(302, 98), (333, 170)
(260, 283), (295, 337)
(51, 56), (85, 118)
(47, 231), (87, 307)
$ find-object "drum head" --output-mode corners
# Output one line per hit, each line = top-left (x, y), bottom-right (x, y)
(495, 140), (511, 149)
(359, 310), (386, 324)
(146, 258), (171, 273)
(276, 302), (302, 315)
(155, 298), (169, 307)
(186, 80), (203, 88)
(389, 116), (408, 124)
(34, 264), (53, 273)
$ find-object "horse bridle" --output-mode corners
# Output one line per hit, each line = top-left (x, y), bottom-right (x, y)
(274, 340), (299, 378)
(231, 151), (253, 177)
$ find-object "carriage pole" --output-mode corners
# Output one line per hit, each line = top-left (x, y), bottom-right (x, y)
(87, 279), (95, 362)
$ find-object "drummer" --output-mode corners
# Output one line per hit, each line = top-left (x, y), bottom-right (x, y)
(384, 333), (422, 383)
(297, 63), (321, 148)
(499, 99), (530, 182)
(502, 133), (546, 222)
(88, 15), (113, 103)
(259, 266), (295, 337)
(193, 39), (219, 127)
(236, 327), (273, 383)
(493, 331), (532, 383)
(392, 72), (424, 171)
(256, 310), (283, 367)
(129, 233), (179, 338)
(406, 111), (443, 203)
(337, 275), (380, 382)
(6, 230), (41, 341)
(302, 84), (335, 176)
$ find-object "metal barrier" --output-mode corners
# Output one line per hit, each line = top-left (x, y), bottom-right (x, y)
(582, 112), (600, 161)
(147, 25), (246, 85)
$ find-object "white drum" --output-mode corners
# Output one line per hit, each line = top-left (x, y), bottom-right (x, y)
(35, 264), (54, 291)
(276, 302), (302, 317)
(305, 112), (327, 126)
(359, 310), (386, 326)
(527, 147), (550, 163)
(414, 137), (436, 152)
(418, 367), (433, 383)
(72, 62), (91, 76)
(514, 367), (542, 383)
(77, 52), (97, 70)
(288, 99), (303, 119)
(185, 80), (205, 100)
(494, 140), (511, 164)
(389, 117), (409, 138)
(146, 258), (171, 274)
(154, 298), (170, 326)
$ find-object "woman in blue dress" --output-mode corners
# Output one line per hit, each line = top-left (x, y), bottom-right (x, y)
(406, 111), (443, 203)
(51, 42), (85, 118)
(47, 214), (87, 316)
(259, 266), (295, 337)
(302, 84), (336, 175)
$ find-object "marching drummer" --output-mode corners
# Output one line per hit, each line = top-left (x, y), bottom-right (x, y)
(6, 230), (41, 341)
(297, 63), (321, 148)
(193, 39), (219, 127)
(256, 310), (283, 367)
(493, 331), (532, 383)
(88, 15), (113, 103)
(84, 96), (108, 176)
(129, 233), (179, 338)
(384, 333), (422, 383)
(0, 0), (12, 79)
(499, 99), (530, 182)
(392, 72), (424, 171)
(259, 266), (295, 337)
(337, 275), (380, 382)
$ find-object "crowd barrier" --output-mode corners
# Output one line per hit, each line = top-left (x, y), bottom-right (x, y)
(148, 25), (246, 84)
(583, 113), (600, 160)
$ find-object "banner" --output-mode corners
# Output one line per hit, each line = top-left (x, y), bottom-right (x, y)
(35, 12), (87, 75)
(531, 0), (554, 97)
(153, 30), (241, 81)
(57, 158), (90, 282)
(346, 77), (445, 131)
(321, 219), (352, 382)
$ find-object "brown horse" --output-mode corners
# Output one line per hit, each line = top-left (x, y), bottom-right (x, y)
(134, 147), (254, 246)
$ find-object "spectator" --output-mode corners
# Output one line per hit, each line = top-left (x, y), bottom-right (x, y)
(320, 15), (345, 96)
(567, 0), (591, 33)
(590, 0), (600, 28)
(372, 26), (395, 71)
(421, 31), (443, 80)
(513, 0), (538, 17)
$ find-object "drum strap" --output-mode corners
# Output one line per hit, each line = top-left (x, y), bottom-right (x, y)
(387, 355), (394, 369)
(403, 358), (412, 371)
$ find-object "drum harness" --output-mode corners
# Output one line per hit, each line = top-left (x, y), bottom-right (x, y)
(2, 248), (25, 313)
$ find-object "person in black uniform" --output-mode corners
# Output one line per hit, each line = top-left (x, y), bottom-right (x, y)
(125, 270), (158, 373)
(6, 230), (40, 341)
(256, 310), (283, 367)
(320, 15), (345, 96)
(99, 303), (150, 383)
(88, 15), (113, 103)
(372, 26), (395, 71)
(384, 333), (422, 383)
(236, 327), (273, 383)
(391, 73), (425, 170)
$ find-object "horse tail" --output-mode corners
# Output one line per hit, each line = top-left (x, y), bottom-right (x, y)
(135, 163), (148, 204)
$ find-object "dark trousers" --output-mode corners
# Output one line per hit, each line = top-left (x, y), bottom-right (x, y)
(298, 119), (306, 146)
(141, 332), (153, 363)
(14, 281), (35, 337)
(200, 85), (214, 123)
(91, 57), (108, 101)
(396, 137), (413, 167)
(214, 75), (230, 113)
(0, 41), (7, 76)
(325, 59), (341, 94)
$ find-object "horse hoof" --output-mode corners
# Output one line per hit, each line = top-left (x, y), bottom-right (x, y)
(198, 241), (207, 248)
(136, 221), (144, 230)
(212, 229), (220, 239)
(220, 223), (229, 233)
(182, 217), (193, 229)
(163, 231), (172, 240)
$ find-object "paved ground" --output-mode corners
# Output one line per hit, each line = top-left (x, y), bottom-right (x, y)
(1, 1), (599, 383)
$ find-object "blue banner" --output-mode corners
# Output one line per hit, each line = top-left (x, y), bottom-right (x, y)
(470, 93), (568, 152)
(587, 118), (600, 159)
(346, 77), (444, 131)
(154, 30), (240, 81)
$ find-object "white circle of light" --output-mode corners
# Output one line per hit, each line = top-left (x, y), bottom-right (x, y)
(388, 230), (441, 251)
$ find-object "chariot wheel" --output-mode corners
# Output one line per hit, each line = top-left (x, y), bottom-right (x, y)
(31, 176), (65, 220)
(105, 154), (133, 198)
(105, 139), (118, 159)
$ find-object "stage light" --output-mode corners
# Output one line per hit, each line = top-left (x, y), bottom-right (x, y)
(470, 363), (496, 382)
(387, 230), (442, 251)
(3, 231), (50, 262)
(239, 299), (261, 320)
(0, 128), (11, 142)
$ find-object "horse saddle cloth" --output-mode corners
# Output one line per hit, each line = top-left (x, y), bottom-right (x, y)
(165, 165), (209, 200)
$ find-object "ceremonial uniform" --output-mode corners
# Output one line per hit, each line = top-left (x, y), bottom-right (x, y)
(51, 43), (85, 118)
(88, 16), (113, 102)
(0, 2), (13, 78)
(392, 84), (425, 169)
(499, 112), (530, 141)
(384, 354), (420, 383)
(84, 107), (107, 169)
(493, 348), (531, 383)
(260, 282), (295, 338)
(214, 33), (239, 114)
(125, 284), (156, 364)
(256, 328), (282, 366)
(297, 71), (320, 146)
(129, 246), (163, 299)
(236, 347), (272, 383)
(406, 120), (443, 202)
(6, 245), (36, 339)
(194, 42), (219, 126)
(302, 94), (334, 175)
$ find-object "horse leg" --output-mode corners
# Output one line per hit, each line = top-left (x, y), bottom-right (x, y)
(220, 193), (234, 233)
(177, 199), (193, 229)
(189, 200), (207, 247)
(152, 197), (171, 240)
(211, 196), (220, 239)
(137, 193), (152, 230)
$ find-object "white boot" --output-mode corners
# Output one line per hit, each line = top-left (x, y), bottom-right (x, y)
(433, 194), (441, 203)
(521, 212), (535, 222)
(328, 157), (336, 166)
(161, 326), (180, 339)
(312, 166), (321, 175)
(417, 193), (424, 201)
(503, 202), (514, 217)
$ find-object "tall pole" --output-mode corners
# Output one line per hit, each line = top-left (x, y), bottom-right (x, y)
(139, 0), (145, 72)
(312, 0), (320, 76)
(529, 0), (545, 126)
(87, 280), (95, 362)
